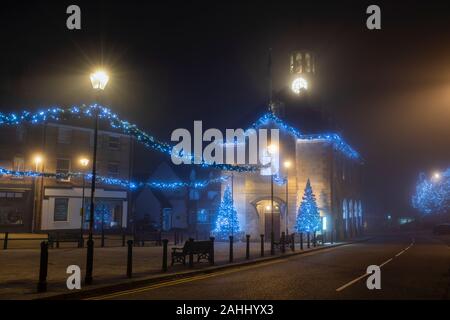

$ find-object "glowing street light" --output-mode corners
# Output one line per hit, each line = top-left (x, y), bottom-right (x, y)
(432, 172), (441, 181)
(284, 160), (292, 169)
(86, 68), (110, 285)
(79, 157), (89, 248)
(291, 77), (308, 94)
(283, 160), (292, 235)
(79, 158), (90, 167)
(267, 143), (278, 256)
(267, 144), (278, 155)
(90, 70), (109, 91)
(33, 154), (43, 171)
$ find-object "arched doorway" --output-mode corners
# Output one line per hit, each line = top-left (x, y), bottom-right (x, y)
(253, 199), (282, 241)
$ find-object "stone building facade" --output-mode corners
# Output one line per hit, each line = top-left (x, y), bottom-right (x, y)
(0, 122), (132, 233)
(221, 114), (363, 241)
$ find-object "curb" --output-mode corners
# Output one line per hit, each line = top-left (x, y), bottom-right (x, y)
(37, 237), (372, 300)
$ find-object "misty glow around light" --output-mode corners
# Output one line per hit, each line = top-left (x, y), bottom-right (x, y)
(33, 154), (43, 165)
(291, 77), (308, 94)
(79, 158), (90, 167)
(90, 70), (109, 90)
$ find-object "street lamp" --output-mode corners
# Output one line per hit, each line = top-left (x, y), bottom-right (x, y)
(79, 158), (89, 247)
(283, 160), (291, 235)
(267, 144), (278, 255)
(32, 154), (44, 233)
(90, 70), (109, 90)
(85, 69), (109, 285)
(33, 154), (43, 172)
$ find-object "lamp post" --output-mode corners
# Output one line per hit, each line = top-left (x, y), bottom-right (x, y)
(79, 158), (89, 246)
(267, 144), (277, 256)
(32, 155), (43, 233)
(85, 70), (109, 285)
(283, 160), (291, 235)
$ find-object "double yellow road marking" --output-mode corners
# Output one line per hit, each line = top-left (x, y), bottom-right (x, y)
(86, 259), (285, 300)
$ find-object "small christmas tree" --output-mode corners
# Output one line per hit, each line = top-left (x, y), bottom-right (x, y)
(212, 185), (240, 239)
(295, 179), (321, 233)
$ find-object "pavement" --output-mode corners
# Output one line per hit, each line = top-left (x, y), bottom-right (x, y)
(0, 237), (338, 300)
(81, 232), (450, 300)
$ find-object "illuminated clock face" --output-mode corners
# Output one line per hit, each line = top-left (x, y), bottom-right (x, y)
(291, 77), (308, 94)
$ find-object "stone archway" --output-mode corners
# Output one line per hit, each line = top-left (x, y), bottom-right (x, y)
(251, 196), (285, 241)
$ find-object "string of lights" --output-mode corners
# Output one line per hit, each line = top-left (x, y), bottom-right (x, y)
(0, 166), (229, 191)
(250, 112), (360, 160)
(0, 104), (258, 172)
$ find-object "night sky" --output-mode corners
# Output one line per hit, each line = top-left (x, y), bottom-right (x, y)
(1, 0), (449, 218)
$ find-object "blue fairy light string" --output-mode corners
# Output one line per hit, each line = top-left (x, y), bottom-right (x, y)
(0, 167), (229, 191)
(250, 112), (360, 160)
(0, 104), (258, 172)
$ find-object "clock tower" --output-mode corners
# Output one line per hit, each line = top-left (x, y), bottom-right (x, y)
(271, 50), (332, 133)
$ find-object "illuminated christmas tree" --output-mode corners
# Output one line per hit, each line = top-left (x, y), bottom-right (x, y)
(412, 169), (450, 215)
(212, 185), (240, 239)
(295, 179), (321, 232)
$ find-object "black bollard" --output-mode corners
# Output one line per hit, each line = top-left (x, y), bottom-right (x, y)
(209, 237), (215, 265)
(162, 239), (168, 272)
(229, 235), (234, 263)
(188, 238), (194, 268)
(37, 241), (48, 293)
(313, 231), (317, 247)
(281, 232), (286, 253)
(3, 232), (8, 250)
(246, 235), (250, 260)
(127, 240), (133, 278)
(291, 233), (295, 251)
(101, 230), (105, 248)
(85, 238), (94, 285)
(300, 232), (304, 250)
(260, 234), (264, 257)
(79, 233), (84, 248)
(307, 232), (310, 249)
(270, 231), (275, 256)
(331, 229), (334, 244)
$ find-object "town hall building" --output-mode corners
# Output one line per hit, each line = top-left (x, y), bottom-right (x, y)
(220, 50), (364, 241)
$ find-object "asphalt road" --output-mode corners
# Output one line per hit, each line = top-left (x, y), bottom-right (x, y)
(90, 234), (450, 300)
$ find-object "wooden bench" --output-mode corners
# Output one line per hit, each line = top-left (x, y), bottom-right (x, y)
(171, 239), (214, 266)
(273, 233), (295, 251)
(48, 232), (83, 248)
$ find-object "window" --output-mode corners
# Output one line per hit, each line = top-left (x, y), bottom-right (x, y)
(16, 127), (26, 142)
(83, 199), (123, 230)
(305, 53), (311, 73)
(54, 198), (69, 222)
(0, 192), (23, 198)
(107, 162), (119, 176)
(197, 209), (209, 224)
(57, 127), (72, 144)
(0, 191), (27, 226)
(108, 136), (120, 150)
(207, 191), (219, 200)
(162, 208), (172, 231)
(56, 159), (70, 181)
(189, 189), (200, 200)
(11, 157), (25, 180)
